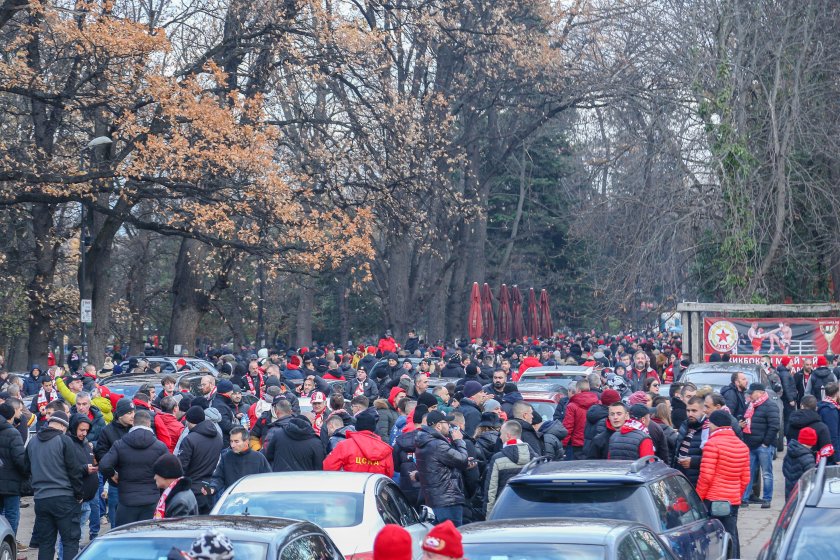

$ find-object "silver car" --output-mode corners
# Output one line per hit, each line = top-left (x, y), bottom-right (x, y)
(0, 516), (15, 560)
(211, 472), (434, 559)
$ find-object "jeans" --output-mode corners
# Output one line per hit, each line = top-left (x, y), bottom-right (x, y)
(107, 484), (119, 527)
(0, 495), (20, 535)
(87, 495), (101, 538)
(433, 505), (463, 527)
(34, 496), (81, 560)
(743, 445), (774, 502)
(706, 501), (740, 558)
(97, 473), (106, 521)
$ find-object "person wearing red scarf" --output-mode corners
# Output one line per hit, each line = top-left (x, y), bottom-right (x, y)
(739, 383), (779, 508)
(152, 454), (197, 519)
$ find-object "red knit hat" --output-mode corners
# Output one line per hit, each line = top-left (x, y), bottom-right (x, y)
(374, 524), (412, 560)
(799, 427), (818, 447)
(780, 356), (791, 367)
(388, 387), (406, 408)
(601, 389), (621, 406)
(817, 356), (829, 367)
(422, 521), (463, 558)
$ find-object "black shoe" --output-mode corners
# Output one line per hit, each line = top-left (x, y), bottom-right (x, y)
(748, 497), (764, 504)
(740, 502), (750, 507)
(761, 500), (772, 509)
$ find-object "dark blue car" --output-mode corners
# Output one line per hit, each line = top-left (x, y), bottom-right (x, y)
(488, 457), (731, 560)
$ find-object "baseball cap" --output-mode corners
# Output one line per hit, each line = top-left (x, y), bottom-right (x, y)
(426, 410), (455, 425)
(310, 391), (326, 403)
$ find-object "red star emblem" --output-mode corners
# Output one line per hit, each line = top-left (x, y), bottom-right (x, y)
(717, 330), (730, 343)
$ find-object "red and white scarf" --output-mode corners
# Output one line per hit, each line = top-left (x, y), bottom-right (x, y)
(37, 387), (57, 409)
(154, 477), (183, 519)
(708, 426), (734, 440)
(313, 409), (326, 436)
(743, 394), (769, 434)
(818, 444), (835, 463)
(246, 372), (264, 395)
(822, 397), (840, 410)
(624, 419), (649, 434)
(353, 381), (365, 397)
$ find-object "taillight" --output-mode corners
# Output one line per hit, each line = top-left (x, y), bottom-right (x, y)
(346, 553), (374, 560)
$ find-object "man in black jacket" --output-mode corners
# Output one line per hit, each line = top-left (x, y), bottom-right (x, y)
(415, 410), (469, 526)
(178, 406), (223, 514)
(458, 381), (489, 437)
(25, 411), (84, 560)
(264, 410), (325, 472)
(209, 426), (271, 497)
(100, 410), (168, 526)
(672, 397), (707, 487)
(211, 379), (236, 446)
(740, 383), (780, 508)
(94, 398), (135, 527)
(344, 368), (378, 401)
(0, 403), (26, 546)
(721, 372), (749, 419)
(788, 395), (833, 463)
(776, 357), (798, 433)
(68, 414), (100, 542)
(670, 383), (696, 429)
(483, 370), (509, 403)
(153, 454), (198, 519)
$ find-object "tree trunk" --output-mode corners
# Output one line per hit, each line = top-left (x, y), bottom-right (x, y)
(336, 274), (350, 347)
(296, 279), (314, 348)
(26, 204), (58, 368)
(386, 237), (412, 340)
(167, 238), (211, 354)
(127, 232), (151, 355)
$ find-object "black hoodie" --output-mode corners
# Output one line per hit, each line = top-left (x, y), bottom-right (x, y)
(264, 417), (325, 471)
(788, 408), (833, 462)
(69, 413), (99, 501)
(179, 420), (224, 493)
(99, 427), (168, 506)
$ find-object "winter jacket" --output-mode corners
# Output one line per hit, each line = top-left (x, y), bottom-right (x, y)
(393, 429), (422, 505)
(511, 418), (544, 456)
(100, 427), (168, 506)
(25, 426), (83, 501)
(439, 363), (465, 379)
(94, 419), (131, 463)
(56, 376), (114, 424)
(156, 412), (185, 453)
(744, 399), (780, 450)
(788, 409), (833, 463)
(552, 396), (569, 423)
(69, 403), (105, 445)
(483, 442), (533, 515)
(0, 417), (26, 496)
(562, 391), (599, 447)
(582, 404), (609, 458)
(672, 418), (707, 486)
(324, 430), (395, 477)
(178, 420), (223, 494)
(721, 384), (748, 419)
(514, 357), (542, 381)
(818, 400), (840, 462)
(608, 426), (653, 460)
(458, 398), (482, 438)
(374, 399), (399, 443)
(162, 477), (198, 518)
(776, 365), (798, 406)
(475, 431), (501, 466)
(806, 367), (837, 400)
(500, 392), (524, 418)
(783, 440), (816, 499)
(537, 420), (567, 460)
(670, 398), (688, 430)
(210, 448), (272, 495)
(695, 427), (750, 505)
(22, 366), (43, 397)
(404, 337), (420, 355)
(415, 425), (469, 508)
(652, 418), (678, 459)
(344, 378), (379, 401)
(588, 422), (617, 459)
(211, 393), (235, 446)
(648, 420), (671, 465)
(264, 417), (325, 472)
(68, 415), (100, 502)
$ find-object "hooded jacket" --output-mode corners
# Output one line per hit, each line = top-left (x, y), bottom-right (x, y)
(537, 420), (568, 460)
(562, 391), (599, 447)
(483, 442), (534, 515)
(721, 383), (748, 419)
(514, 357), (542, 381)
(162, 477), (198, 518)
(0, 416), (26, 496)
(99, 427), (168, 506)
(783, 440), (816, 498)
(22, 365), (43, 397)
(323, 430), (395, 477)
(807, 367), (837, 399)
(374, 399), (399, 443)
(788, 408), (833, 462)
(210, 448), (272, 495)
(264, 416), (325, 472)
(393, 429), (422, 504)
(69, 402), (106, 445)
(25, 425), (83, 501)
(156, 412), (186, 453)
(415, 425), (469, 508)
(178, 420), (224, 494)
(68, 414), (100, 502)
(582, 403), (609, 457)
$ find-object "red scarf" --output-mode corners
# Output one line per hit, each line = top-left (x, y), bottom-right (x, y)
(246, 372), (263, 395)
(822, 398), (840, 410)
(743, 394), (769, 434)
(818, 444), (835, 463)
(154, 477), (183, 519)
(313, 409), (326, 435)
(624, 419), (649, 434)
(708, 426), (734, 440)
(37, 387), (57, 409)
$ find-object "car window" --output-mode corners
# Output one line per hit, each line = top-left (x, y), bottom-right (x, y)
(385, 484), (420, 526)
(768, 482), (799, 556)
(214, 492), (363, 527)
(649, 477), (704, 531)
(280, 535), (334, 560)
(79, 537), (267, 559)
(617, 536), (644, 560)
(785, 507), (840, 559)
(670, 475), (707, 519)
(464, 543), (605, 560)
(377, 484), (402, 525)
(633, 529), (670, 559)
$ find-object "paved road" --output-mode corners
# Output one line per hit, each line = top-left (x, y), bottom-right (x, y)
(12, 452), (787, 559)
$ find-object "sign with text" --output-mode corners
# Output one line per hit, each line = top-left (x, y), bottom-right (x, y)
(80, 299), (92, 324)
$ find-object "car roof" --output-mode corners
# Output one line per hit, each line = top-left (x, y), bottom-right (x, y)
(228, 471), (383, 494)
(460, 518), (642, 545)
(511, 457), (674, 484)
(684, 363), (762, 375)
(798, 463), (840, 508)
(521, 391), (561, 402)
(101, 374), (163, 385)
(522, 365), (593, 375)
(97, 515), (313, 542)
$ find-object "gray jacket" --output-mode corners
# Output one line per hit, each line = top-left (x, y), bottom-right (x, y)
(25, 427), (83, 500)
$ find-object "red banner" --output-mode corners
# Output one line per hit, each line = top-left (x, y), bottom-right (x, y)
(704, 317), (840, 366)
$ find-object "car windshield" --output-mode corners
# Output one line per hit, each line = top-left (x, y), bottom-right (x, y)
(527, 402), (557, 419)
(106, 384), (159, 399)
(79, 537), (267, 559)
(463, 543), (604, 560)
(786, 508), (840, 559)
(214, 491), (363, 527)
(490, 485), (650, 525)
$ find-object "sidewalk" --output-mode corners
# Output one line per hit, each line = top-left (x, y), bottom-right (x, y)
(737, 448), (786, 559)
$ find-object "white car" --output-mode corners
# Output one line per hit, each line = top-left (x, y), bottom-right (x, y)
(211, 472), (434, 559)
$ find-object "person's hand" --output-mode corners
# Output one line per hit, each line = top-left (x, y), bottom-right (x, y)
(110, 473), (119, 484)
(789, 401), (795, 407)
(678, 457), (690, 468)
(450, 428), (463, 441)
(409, 471), (418, 482)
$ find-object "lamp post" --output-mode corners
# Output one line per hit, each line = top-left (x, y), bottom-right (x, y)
(80, 135), (113, 367)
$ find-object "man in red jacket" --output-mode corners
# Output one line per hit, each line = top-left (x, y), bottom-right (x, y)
(323, 408), (394, 477)
(695, 410), (750, 558)
(562, 379), (600, 459)
(514, 350), (542, 382)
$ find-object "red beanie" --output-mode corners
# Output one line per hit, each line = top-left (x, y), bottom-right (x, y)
(366, 346), (376, 354)
(422, 520), (463, 558)
(780, 356), (791, 367)
(601, 389), (621, 406)
(799, 427), (818, 447)
(817, 356), (829, 367)
(388, 387), (405, 408)
(374, 524), (412, 560)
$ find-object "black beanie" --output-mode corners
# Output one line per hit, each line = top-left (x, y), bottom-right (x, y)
(185, 406), (205, 424)
(355, 408), (379, 433)
(465, 364), (479, 377)
(417, 392), (437, 409)
(0, 403), (14, 420)
(413, 404), (429, 425)
(154, 453), (184, 479)
(709, 410), (731, 428)
(114, 399), (135, 419)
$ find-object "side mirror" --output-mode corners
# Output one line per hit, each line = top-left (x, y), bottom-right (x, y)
(418, 506), (435, 524)
(709, 500), (731, 517)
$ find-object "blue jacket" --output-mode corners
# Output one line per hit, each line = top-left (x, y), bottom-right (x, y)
(817, 401), (840, 462)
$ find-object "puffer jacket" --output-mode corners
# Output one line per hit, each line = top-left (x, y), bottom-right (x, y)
(744, 399), (780, 450)
(324, 430), (394, 477)
(817, 401), (840, 462)
(695, 427), (750, 505)
(415, 426), (469, 508)
(783, 440), (816, 499)
(264, 417), (325, 472)
(582, 404), (609, 457)
(500, 392), (524, 418)
(513, 418), (543, 456)
(0, 417), (26, 496)
(343, 378), (378, 401)
(672, 418), (707, 486)
(178, 420), (224, 494)
(788, 409), (833, 462)
(474, 431), (501, 466)
(514, 357), (542, 381)
(562, 391), (599, 447)
(393, 429), (422, 505)
(99, 427), (168, 506)
(483, 442), (534, 515)
(374, 399), (399, 443)
(537, 420), (567, 460)
(457, 398), (482, 438)
(721, 384), (748, 419)
(94, 418), (131, 463)
(651, 418), (678, 459)
(155, 412), (185, 453)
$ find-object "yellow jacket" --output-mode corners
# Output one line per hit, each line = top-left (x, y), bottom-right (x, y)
(55, 376), (114, 424)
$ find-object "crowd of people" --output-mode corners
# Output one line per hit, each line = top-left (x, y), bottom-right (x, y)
(0, 328), (837, 559)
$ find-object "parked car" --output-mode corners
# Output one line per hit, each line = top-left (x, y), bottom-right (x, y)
(758, 458), (838, 559)
(100, 372), (204, 400)
(211, 471), (434, 559)
(518, 365), (594, 385)
(460, 518), (679, 560)
(519, 390), (562, 419)
(117, 355), (219, 376)
(74, 515), (343, 560)
(487, 457), (730, 560)
(0, 516), (16, 560)
(368, 357), (425, 381)
(679, 362), (784, 450)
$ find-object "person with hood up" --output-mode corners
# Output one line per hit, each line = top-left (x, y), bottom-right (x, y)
(95, 398), (135, 526)
(377, 330), (399, 355)
(534, 412), (568, 461)
(0, 403), (26, 547)
(22, 364), (43, 397)
(457, 381), (488, 437)
(99, 410), (168, 526)
(500, 384), (524, 417)
(65, 413), (100, 546)
(151, 454), (198, 519)
(210, 379), (236, 446)
(783, 427), (818, 500)
(608, 404), (655, 460)
(324, 408), (394, 476)
(393, 405), (426, 505)
(375, 387), (403, 443)
(483, 420), (535, 515)
(177, 406), (223, 514)
(582, 389), (620, 458)
(68, 390), (105, 446)
(787, 395), (833, 463)
(562, 379), (600, 459)
(282, 354), (304, 381)
(806, 355), (837, 399)
(263, 399), (325, 471)
(415, 410), (469, 526)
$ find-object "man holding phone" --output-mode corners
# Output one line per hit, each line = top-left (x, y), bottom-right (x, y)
(415, 411), (470, 527)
